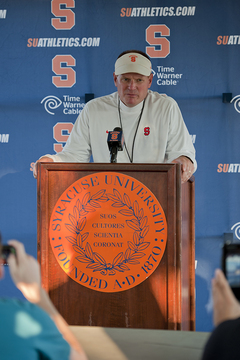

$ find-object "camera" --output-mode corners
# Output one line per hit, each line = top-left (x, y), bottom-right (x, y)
(222, 243), (240, 300)
(1, 245), (16, 266)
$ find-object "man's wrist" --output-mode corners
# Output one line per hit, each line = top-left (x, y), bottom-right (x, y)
(181, 155), (194, 163)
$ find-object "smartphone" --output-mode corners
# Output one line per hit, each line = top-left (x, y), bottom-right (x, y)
(1, 245), (16, 266)
(222, 243), (240, 300)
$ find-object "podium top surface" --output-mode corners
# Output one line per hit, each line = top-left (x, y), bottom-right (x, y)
(38, 162), (195, 186)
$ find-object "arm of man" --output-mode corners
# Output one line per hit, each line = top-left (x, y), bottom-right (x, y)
(163, 97), (196, 181)
(7, 240), (87, 360)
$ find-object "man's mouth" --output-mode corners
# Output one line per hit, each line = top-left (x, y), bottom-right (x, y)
(126, 93), (137, 97)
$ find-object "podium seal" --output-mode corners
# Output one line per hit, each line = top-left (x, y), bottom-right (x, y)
(49, 172), (167, 292)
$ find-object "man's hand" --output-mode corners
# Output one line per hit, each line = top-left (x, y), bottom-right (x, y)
(30, 157), (53, 179)
(7, 240), (88, 359)
(172, 156), (195, 183)
(7, 240), (41, 303)
(212, 269), (240, 327)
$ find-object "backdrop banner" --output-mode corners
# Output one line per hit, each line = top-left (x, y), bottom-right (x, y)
(0, 0), (240, 331)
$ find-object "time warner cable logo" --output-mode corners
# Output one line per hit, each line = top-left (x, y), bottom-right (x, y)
(41, 96), (62, 115)
(41, 95), (85, 115)
(230, 95), (240, 113)
(231, 223), (240, 240)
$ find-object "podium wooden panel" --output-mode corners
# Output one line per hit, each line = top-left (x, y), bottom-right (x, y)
(37, 163), (195, 330)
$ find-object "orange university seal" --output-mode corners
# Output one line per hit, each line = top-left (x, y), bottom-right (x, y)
(49, 172), (167, 292)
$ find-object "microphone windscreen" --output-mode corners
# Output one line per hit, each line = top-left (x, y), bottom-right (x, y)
(107, 128), (124, 151)
(113, 127), (122, 132)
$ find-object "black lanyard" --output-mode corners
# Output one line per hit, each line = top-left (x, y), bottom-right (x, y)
(118, 98), (146, 163)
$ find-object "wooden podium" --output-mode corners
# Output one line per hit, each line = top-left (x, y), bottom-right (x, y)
(37, 163), (195, 330)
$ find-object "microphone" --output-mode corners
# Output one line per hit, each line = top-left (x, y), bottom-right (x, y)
(107, 127), (124, 163)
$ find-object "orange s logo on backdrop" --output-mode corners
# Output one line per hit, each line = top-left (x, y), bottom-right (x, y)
(51, 0), (76, 86)
(51, 1), (76, 88)
(53, 122), (73, 153)
(52, 55), (76, 88)
(51, 1), (76, 152)
(48, 1), (100, 152)
(146, 24), (170, 58)
(51, 0), (75, 30)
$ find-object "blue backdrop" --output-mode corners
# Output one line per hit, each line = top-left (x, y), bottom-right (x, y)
(1, 0), (240, 331)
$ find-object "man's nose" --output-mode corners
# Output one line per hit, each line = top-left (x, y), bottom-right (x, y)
(128, 80), (136, 89)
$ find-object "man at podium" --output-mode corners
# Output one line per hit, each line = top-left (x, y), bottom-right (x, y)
(32, 50), (196, 183)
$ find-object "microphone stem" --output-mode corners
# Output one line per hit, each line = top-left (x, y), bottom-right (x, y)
(110, 147), (118, 163)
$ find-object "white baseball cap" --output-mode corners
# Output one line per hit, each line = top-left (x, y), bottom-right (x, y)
(115, 52), (152, 76)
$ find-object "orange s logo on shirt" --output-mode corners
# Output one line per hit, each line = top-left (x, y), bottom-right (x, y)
(144, 127), (150, 136)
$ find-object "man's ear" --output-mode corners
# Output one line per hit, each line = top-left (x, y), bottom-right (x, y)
(148, 73), (153, 88)
(113, 72), (118, 87)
